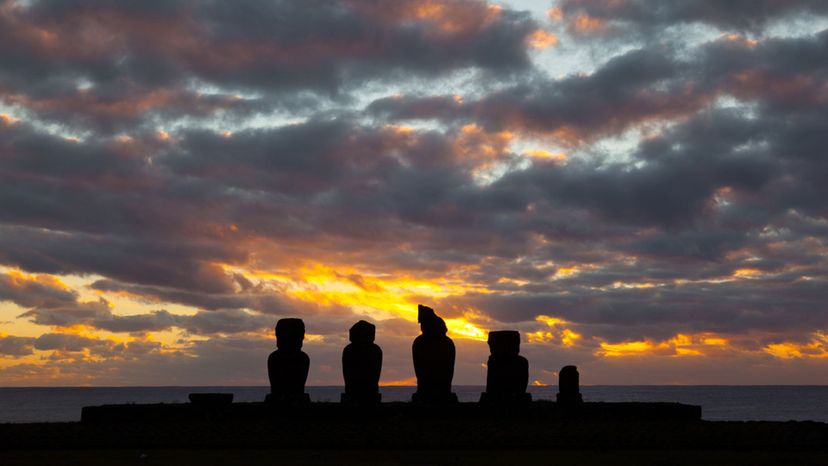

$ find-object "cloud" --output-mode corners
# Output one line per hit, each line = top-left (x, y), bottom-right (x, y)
(1, 0), (828, 384)
(0, 335), (35, 357)
(555, 0), (828, 35)
(0, 270), (78, 308)
(0, 0), (538, 134)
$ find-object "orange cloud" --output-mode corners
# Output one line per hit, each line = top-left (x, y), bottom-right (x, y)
(764, 333), (828, 359)
(351, 0), (503, 36)
(547, 7), (563, 22)
(524, 149), (567, 162)
(454, 123), (514, 168)
(728, 69), (823, 105)
(723, 33), (759, 48)
(570, 14), (605, 34)
(526, 315), (582, 347)
(5, 269), (72, 292)
(527, 29), (559, 49)
(0, 113), (19, 125)
(597, 333), (730, 358)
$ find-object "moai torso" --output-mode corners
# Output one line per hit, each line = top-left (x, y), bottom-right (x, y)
(413, 333), (456, 396)
(342, 320), (382, 401)
(557, 365), (583, 404)
(268, 318), (310, 401)
(412, 305), (456, 400)
(484, 330), (529, 401)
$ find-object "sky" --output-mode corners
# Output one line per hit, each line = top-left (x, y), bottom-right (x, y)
(1, 0), (828, 387)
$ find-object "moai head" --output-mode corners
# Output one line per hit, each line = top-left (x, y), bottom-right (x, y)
(349, 320), (376, 344)
(275, 318), (305, 351)
(418, 304), (448, 336)
(487, 330), (520, 356)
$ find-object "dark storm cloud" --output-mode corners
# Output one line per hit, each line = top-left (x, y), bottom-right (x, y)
(33, 333), (108, 352)
(366, 45), (705, 143)
(0, 270), (288, 336)
(557, 0), (828, 33)
(370, 29), (828, 144)
(0, 0), (538, 133)
(19, 303), (277, 336)
(89, 308), (275, 335)
(0, 225), (243, 293)
(0, 272), (78, 309)
(446, 267), (828, 339)
(88, 279), (296, 314)
(18, 299), (111, 327)
(4, 332), (164, 361)
(0, 335), (35, 357)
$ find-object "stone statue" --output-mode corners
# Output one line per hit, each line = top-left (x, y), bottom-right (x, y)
(557, 365), (583, 405)
(267, 318), (310, 404)
(480, 330), (531, 404)
(412, 304), (457, 404)
(341, 320), (383, 405)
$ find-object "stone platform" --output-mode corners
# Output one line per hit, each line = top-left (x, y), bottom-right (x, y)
(80, 400), (701, 423)
(4, 402), (828, 453)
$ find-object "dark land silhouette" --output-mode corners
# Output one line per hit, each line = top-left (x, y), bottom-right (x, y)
(480, 330), (531, 404)
(188, 393), (233, 406)
(341, 320), (382, 405)
(267, 318), (310, 404)
(412, 304), (458, 404)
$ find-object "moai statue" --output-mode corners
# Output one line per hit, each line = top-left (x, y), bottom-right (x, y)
(556, 365), (583, 405)
(480, 330), (531, 404)
(341, 320), (383, 405)
(266, 318), (310, 404)
(412, 305), (457, 404)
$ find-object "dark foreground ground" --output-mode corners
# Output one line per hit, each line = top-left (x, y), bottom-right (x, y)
(2, 402), (828, 465)
(3, 448), (828, 466)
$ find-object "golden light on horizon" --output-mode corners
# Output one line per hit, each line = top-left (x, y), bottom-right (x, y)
(764, 333), (828, 359)
(227, 261), (495, 341)
(597, 333), (731, 358)
(380, 376), (417, 386)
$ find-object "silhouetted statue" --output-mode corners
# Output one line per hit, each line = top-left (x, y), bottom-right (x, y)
(412, 304), (457, 404)
(341, 320), (383, 405)
(557, 365), (583, 405)
(267, 318), (310, 404)
(480, 330), (531, 404)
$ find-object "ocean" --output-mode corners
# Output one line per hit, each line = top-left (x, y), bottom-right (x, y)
(2, 385), (828, 424)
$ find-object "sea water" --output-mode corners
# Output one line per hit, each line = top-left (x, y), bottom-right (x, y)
(2, 385), (828, 423)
